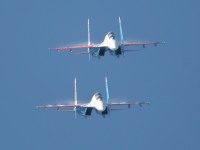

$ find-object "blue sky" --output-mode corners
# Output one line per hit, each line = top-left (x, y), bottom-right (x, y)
(1, 0), (200, 150)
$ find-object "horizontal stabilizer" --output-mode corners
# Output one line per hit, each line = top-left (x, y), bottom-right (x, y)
(72, 52), (90, 54)
(123, 50), (141, 52)
(57, 110), (75, 112)
(110, 108), (128, 110)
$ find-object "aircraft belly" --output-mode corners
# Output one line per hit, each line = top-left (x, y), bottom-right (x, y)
(96, 107), (104, 112)
(95, 106), (108, 115)
(95, 103), (106, 112)
(76, 107), (93, 116)
(90, 47), (106, 56)
(108, 40), (119, 51)
(115, 46), (122, 55)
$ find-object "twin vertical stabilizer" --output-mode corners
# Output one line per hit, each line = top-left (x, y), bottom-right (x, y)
(105, 77), (110, 104)
(88, 18), (91, 60)
(74, 78), (77, 119)
(74, 78), (77, 105)
(119, 17), (124, 44)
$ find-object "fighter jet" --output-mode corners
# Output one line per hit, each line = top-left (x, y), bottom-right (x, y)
(50, 17), (165, 59)
(37, 77), (150, 118)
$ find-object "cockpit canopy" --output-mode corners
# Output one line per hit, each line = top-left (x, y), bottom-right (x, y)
(108, 32), (115, 39)
(94, 92), (103, 101)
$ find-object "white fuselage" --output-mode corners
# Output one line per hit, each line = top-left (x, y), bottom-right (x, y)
(86, 92), (107, 112)
(100, 32), (119, 51)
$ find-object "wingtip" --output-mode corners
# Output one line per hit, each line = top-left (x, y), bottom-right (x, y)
(145, 102), (151, 105)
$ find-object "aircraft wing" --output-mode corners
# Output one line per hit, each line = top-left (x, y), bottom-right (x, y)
(123, 41), (165, 47)
(109, 101), (150, 107)
(36, 103), (84, 109)
(50, 45), (96, 51)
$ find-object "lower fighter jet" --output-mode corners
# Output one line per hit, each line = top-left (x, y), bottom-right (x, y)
(37, 77), (150, 118)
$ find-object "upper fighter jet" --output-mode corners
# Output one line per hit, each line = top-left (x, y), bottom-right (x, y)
(50, 17), (165, 59)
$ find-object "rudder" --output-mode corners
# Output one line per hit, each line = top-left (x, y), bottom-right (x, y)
(119, 17), (124, 44)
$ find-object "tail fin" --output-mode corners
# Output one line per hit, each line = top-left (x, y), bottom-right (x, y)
(119, 17), (124, 44)
(105, 77), (110, 104)
(88, 18), (91, 60)
(74, 78), (77, 119)
(74, 78), (77, 104)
